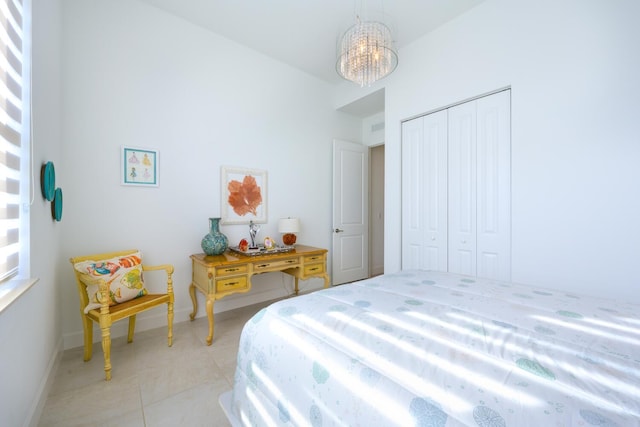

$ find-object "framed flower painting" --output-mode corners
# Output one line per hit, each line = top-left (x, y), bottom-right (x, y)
(221, 166), (267, 224)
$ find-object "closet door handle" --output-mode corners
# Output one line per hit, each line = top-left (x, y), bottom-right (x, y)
(334, 228), (344, 233)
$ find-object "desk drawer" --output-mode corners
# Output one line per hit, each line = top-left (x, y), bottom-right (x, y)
(216, 276), (248, 292)
(304, 263), (325, 276)
(304, 254), (324, 263)
(254, 258), (299, 272)
(216, 265), (248, 276)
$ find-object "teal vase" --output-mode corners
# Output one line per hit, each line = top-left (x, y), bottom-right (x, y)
(201, 217), (229, 255)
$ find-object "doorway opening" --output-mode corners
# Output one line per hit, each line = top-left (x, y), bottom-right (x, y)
(333, 89), (385, 285)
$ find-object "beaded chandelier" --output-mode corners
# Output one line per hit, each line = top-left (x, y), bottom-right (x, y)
(336, 17), (398, 87)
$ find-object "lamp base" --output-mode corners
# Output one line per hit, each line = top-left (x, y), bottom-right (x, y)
(282, 233), (297, 246)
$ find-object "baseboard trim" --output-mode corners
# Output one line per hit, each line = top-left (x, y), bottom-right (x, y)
(25, 337), (63, 427)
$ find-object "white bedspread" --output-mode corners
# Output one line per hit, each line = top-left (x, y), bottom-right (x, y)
(221, 270), (640, 426)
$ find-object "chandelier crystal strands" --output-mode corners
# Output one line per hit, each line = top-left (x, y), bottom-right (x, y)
(336, 17), (398, 87)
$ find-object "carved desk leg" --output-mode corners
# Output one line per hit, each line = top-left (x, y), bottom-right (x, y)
(189, 283), (198, 320)
(206, 296), (214, 345)
(322, 273), (330, 288)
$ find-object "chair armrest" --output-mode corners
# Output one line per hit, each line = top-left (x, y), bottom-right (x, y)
(141, 264), (175, 295)
(77, 273), (104, 287)
(142, 264), (174, 275)
(77, 274), (111, 313)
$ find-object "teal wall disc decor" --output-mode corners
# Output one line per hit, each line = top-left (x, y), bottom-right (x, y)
(41, 161), (55, 201)
(41, 161), (63, 221)
(52, 188), (63, 221)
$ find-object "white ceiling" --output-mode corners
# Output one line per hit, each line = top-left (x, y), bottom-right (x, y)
(137, 0), (485, 85)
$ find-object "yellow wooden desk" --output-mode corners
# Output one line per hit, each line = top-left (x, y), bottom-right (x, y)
(189, 245), (329, 345)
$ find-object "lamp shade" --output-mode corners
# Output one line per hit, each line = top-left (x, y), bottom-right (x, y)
(278, 217), (300, 234)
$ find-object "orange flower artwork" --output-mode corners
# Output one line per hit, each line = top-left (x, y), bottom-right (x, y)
(227, 175), (263, 217)
(221, 166), (267, 224)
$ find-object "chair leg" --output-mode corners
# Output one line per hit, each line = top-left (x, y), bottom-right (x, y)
(167, 300), (174, 347)
(127, 315), (136, 343)
(82, 315), (93, 362)
(100, 324), (112, 381)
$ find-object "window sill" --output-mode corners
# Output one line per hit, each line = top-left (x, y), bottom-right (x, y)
(0, 277), (40, 314)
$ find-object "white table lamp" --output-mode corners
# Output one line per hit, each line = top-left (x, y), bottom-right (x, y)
(278, 217), (300, 246)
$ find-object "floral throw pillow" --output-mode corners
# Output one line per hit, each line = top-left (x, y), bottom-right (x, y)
(74, 252), (148, 313)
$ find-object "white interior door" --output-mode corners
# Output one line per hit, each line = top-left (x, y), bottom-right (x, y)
(401, 110), (448, 271)
(476, 91), (511, 280)
(332, 139), (369, 285)
(448, 100), (478, 276)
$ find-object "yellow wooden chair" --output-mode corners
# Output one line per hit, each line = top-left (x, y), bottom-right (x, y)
(70, 249), (174, 380)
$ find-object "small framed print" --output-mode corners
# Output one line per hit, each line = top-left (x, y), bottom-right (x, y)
(221, 166), (267, 224)
(263, 236), (275, 249)
(121, 146), (159, 186)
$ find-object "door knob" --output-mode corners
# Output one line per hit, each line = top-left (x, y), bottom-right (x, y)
(334, 228), (344, 233)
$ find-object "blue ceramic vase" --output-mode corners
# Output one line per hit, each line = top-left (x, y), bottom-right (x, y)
(201, 217), (229, 255)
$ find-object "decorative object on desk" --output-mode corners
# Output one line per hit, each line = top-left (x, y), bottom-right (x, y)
(201, 217), (228, 256)
(221, 166), (267, 224)
(121, 146), (159, 186)
(40, 161), (56, 201)
(248, 220), (260, 249)
(263, 237), (275, 250)
(278, 217), (300, 246)
(238, 238), (249, 252)
(229, 244), (294, 256)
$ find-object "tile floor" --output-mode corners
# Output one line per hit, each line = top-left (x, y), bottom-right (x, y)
(39, 302), (270, 426)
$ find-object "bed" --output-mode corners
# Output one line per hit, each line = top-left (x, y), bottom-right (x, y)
(219, 270), (640, 426)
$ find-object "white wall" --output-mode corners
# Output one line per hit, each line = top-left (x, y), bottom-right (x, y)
(59, 0), (361, 348)
(0, 0), (64, 426)
(362, 112), (385, 146)
(381, 0), (640, 302)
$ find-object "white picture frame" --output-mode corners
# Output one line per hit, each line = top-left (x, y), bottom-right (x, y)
(221, 166), (267, 224)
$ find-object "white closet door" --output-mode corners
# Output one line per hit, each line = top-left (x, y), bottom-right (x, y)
(476, 91), (511, 281)
(401, 110), (448, 270)
(401, 90), (511, 280)
(401, 118), (424, 269)
(448, 101), (477, 276)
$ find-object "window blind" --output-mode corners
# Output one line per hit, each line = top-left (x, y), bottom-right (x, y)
(0, 0), (24, 282)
